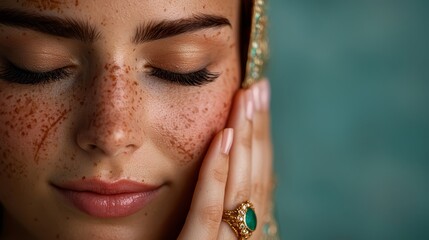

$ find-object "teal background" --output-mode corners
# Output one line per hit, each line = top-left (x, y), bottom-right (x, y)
(267, 0), (429, 239)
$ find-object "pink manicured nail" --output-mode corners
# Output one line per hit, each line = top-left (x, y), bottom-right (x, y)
(245, 90), (254, 120)
(252, 84), (261, 111)
(221, 128), (234, 154)
(260, 80), (271, 110)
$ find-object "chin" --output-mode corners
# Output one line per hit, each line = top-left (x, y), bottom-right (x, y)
(21, 216), (177, 240)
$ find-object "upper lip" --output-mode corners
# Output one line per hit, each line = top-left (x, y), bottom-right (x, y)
(53, 179), (160, 195)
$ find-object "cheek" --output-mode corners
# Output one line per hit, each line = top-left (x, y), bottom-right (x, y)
(151, 71), (239, 166)
(0, 89), (71, 182)
(156, 93), (228, 165)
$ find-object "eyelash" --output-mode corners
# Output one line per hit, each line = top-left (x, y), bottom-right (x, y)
(0, 62), (71, 85)
(0, 62), (219, 86)
(149, 67), (219, 86)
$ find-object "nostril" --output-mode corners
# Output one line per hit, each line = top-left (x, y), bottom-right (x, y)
(76, 125), (142, 156)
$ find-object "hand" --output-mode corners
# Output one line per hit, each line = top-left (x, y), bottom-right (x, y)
(178, 79), (273, 240)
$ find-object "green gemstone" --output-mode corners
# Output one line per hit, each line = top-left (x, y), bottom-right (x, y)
(251, 47), (257, 57)
(255, 13), (261, 23)
(245, 208), (257, 231)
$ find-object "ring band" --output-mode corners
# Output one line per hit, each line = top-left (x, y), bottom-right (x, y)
(222, 201), (257, 239)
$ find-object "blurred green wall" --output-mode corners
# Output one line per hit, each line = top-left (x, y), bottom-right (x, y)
(267, 0), (429, 239)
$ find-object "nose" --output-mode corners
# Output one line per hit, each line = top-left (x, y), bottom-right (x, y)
(76, 63), (143, 157)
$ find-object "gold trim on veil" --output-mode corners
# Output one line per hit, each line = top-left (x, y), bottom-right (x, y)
(242, 0), (269, 88)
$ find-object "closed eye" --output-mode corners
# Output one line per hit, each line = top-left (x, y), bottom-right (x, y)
(0, 62), (220, 86)
(149, 67), (219, 86)
(0, 62), (72, 85)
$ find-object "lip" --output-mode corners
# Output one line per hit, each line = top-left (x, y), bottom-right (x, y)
(53, 179), (161, 218)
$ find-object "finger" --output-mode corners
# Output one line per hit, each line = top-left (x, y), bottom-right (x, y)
(251, 79), (272, 207)
(224, 89), (254, 208)
(218, 89), (254, 239)
(178, 128), (234, 240)
(250, 80), (273, 239)
(260, 80), (274, 201)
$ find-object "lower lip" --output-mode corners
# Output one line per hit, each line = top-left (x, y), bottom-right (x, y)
(57, 188), (159, 218)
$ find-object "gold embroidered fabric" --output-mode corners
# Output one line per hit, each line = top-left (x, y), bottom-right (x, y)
(243, 0), (269, 88)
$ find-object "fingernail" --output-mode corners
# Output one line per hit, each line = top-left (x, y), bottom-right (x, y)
(221, 128), (234, 154)
(252, 84), (261, 111)
(260, 80), (271, 110)
(245, 90), (254, 120)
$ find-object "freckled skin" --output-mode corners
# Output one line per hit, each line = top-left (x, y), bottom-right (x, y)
(0, 0), (241, 239)
(18, 0), (75, 13)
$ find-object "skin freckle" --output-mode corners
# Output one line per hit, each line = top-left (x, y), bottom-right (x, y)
(33, 108), (72, 163)
(20, 0), (71, 13)
(0, 148), (28, 179)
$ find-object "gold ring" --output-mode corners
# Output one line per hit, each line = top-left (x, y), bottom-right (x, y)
(222, 201), (257, 239)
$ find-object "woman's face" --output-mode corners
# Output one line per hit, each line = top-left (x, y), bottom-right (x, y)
(0, 0), (241, 239)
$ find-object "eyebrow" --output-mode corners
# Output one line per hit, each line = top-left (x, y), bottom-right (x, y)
(0, 9), (230, 44)
(0, 8), (100, 42)
(132, 14), (231, 43)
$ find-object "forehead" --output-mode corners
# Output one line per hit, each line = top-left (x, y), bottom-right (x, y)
(2, 0), (239, 22)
